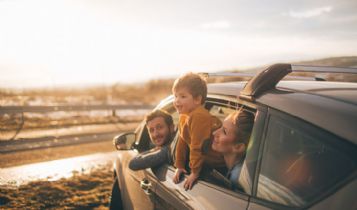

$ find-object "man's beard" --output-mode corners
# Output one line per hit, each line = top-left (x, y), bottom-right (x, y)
(163, 128), (174, 146)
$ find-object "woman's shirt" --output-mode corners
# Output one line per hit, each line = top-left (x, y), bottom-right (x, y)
(226, 157), (245, 190)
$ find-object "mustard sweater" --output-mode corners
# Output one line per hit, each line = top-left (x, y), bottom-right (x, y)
(175, 106), (225, 174)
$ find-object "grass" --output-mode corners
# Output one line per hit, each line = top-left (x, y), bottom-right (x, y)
(0, 164), (113, 209)
(0, 140), (117, 209)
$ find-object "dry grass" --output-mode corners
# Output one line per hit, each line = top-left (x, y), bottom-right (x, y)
(0, 78), (174, 106)
(0, 141), (117, 209)
(0, 164), (113, 209)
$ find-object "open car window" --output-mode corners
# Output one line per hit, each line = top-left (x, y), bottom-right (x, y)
(134, 121), (151, 152)
(165, 98), (258, 194)
(137, 96), (258, 195)
(204, 103), (257, 193)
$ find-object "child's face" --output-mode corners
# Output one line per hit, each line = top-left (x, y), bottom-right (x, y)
(173, 87), (202, 114)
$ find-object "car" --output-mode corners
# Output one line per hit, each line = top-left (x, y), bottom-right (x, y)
(109, 63), (357, 210)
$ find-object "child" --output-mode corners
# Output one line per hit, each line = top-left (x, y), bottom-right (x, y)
(172, 72), (225, 190)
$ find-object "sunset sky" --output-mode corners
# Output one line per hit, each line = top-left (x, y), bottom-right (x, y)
(1, 0), (356, 88)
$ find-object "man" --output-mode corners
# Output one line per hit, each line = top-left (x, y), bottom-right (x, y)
(129, 109), (175, 170)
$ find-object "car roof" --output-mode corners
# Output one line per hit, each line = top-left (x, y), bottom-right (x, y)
(208, 80), (357, 102)
(276, 81), (357, 105)
(207, 80), (357, 144)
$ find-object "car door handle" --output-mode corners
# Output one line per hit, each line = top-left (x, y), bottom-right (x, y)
(140, 179), (152, 195)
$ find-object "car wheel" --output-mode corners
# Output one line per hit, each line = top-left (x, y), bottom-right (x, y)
(109, 177), (123, 210)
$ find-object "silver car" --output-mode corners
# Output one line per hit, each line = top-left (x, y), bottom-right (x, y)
(109, 64), (357, 210)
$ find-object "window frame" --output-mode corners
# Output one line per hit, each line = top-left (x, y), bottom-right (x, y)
(250, 107), (357, 210)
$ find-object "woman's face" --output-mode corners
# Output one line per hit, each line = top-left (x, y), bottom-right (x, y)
(212, 115), (238, 154)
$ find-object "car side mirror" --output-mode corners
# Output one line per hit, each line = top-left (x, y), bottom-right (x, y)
(113, 132), (136, 150)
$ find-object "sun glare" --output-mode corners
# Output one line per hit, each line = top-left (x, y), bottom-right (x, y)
(1, 0), (356, 88)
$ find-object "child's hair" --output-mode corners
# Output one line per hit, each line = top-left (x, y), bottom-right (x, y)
(172, 72), (207, 104)
(145, 109), (174, 127)
(230, 109), (255, 145)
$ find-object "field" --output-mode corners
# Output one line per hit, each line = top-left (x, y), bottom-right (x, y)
(0, 140), (116, 209)
(0, 164), (113, 209)
(0, 167), (113, 209)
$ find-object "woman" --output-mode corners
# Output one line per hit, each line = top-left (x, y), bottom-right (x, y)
(211, 109), (254, 190)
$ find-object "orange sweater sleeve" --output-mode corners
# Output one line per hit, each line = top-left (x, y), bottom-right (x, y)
(188, 112), (212, 174)
(175, 115), (188, 169)
(175, 135), (188, 169)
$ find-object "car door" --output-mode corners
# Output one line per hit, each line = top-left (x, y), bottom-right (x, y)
(152, 166), (250, 210)
(117, 121), (158, 210)
(148, 98), (262, 210)
(117, 97), (180, 210)
(247, 108), (357, 210)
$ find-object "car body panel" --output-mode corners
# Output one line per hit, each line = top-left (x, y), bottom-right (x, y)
(208, 81), (357, 143)
(309, 178), (357, 210)
(151, 166), (250, 210)
(258, 90), (357, 143)
(114, 151), (156, 210)
(247, 178), (357, 210)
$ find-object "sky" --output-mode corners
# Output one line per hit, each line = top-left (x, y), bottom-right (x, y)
(1, 0), (357, 88)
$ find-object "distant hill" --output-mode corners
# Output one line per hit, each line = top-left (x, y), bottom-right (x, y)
(234, 56), (357, 74)
(292, 56), (357, 67)
(214, 56), (357, 83)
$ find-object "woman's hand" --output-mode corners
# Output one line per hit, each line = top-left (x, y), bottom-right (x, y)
(183, 172), (199, 190)
(173, 168), (187, 184)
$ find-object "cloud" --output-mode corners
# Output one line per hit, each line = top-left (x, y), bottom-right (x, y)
(286, 6), (333, 19)
(200, 21), (231, 29)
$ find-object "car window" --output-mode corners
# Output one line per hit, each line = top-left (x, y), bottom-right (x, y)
(162, 98), (261, 195)
(238, 109), (266, 195)
(257, 111), (357, 207)
(135, 121), (152, 152)
(205, 102), (259, 192)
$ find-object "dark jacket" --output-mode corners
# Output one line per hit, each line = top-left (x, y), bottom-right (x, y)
(129, 144), (172, 170)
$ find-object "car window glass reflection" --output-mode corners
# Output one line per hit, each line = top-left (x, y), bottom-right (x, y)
(257, 115), (356, 207)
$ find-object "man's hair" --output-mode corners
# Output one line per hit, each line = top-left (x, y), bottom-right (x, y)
(145, 109), (174, 127)
(172, 72), (207, 104)
(230, 109), (255, 145)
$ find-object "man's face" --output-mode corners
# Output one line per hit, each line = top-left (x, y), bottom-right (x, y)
(146, 116), (172, 147)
